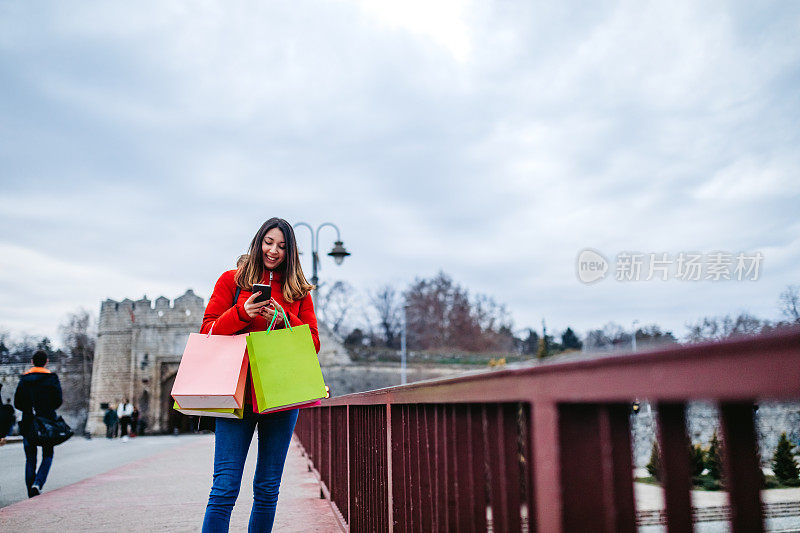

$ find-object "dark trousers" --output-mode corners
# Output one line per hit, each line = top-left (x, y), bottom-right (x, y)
(202, 408), (298, 533)
(119, 416), (131, 436)
(23, 437), (54, 490)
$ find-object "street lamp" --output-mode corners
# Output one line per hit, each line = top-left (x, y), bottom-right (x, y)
(328, 240), (351, 266)
(293, 222), (351, 292)
(400, 304), (408, 385)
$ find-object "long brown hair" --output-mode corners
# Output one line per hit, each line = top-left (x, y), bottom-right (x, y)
(235, 218), (314, 303)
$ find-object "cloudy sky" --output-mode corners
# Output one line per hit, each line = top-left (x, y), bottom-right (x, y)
(1, 1), (798, 346)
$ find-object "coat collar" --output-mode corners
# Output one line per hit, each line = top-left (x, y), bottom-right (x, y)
(262, 268), (284, 284)
(24, 366), (51, 375)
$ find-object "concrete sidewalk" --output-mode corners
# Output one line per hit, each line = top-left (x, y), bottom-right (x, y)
(635, 481), (800, 510)
(0, 435), (340, 532)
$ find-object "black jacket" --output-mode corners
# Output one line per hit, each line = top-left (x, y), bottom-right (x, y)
(0, 403), (14, 437)
(103, 408), (118, 426)
(14, 370), (62, 435)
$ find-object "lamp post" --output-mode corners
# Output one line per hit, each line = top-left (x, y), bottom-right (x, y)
(400, 305), (408, 385)
(293, 222), (351, 296)
(631, 319), (640, 352)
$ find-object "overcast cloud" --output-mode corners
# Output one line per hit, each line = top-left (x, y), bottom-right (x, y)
(1, 0), (798, 345)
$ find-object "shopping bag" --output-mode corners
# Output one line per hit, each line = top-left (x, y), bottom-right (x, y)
(248, 383), (322, 414)
(246, 308), (327, 413)
(171, 332), (248, 409)
(173, 400), (243, 419)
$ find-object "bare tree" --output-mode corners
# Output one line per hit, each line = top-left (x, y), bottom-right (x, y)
(404, 272), (453, 350)
(0, 329), (9, 360)
(59, 309), (96, 403)
(685, 312), (765, 342)
(2, 334), (61, 363)
(403, 271), (515, 352)
(583, 329), (609, 352)
(685, 316), (722, 343)
(316, 281), (354, 335)
(727, 312), (765, 336)
(779, 285), (800, 324)
(470, 294), (514, 352)
(583, 322), (630, 352)
(369, 284), (403, 348)
(634, 324), (678, 347)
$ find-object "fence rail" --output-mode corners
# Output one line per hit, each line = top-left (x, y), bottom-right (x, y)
(294, 327), (800, 532)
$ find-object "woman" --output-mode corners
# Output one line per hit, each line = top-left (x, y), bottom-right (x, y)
(200, 217), (320, 533)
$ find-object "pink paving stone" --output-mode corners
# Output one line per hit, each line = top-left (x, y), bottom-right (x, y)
(0, 435), (340, 532)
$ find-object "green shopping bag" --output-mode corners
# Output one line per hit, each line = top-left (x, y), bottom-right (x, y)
(246, 308), (326, 412)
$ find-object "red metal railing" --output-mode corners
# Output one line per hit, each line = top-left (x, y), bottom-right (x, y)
(294, 327), (800, 532)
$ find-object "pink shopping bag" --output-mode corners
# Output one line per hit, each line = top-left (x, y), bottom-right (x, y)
(171, 333), (248, 409)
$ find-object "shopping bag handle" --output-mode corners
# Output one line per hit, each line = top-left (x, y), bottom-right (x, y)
(265, 306), (292, 334)
(206, 286), (242, 337)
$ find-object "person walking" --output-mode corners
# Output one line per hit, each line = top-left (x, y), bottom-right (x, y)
(103, 405), (118, 439)
(14, 350), (62, 497)
(200, 217), (321, 533)
(117, 398), (133, 439)
(0, 384), (16, 446)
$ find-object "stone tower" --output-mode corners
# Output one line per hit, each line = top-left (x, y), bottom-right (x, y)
(86, 290), (205, 435)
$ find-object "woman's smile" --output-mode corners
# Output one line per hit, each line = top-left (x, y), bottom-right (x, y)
(261, 227), (286, 269)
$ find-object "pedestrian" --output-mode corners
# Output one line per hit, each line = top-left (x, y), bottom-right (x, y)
(13, 349), (62, 497)
(136, 413), (147, 436)
(103, 405), (118, 439)
(200, 217), (321, 533)
(130, 406), (139, 437)
(0, 385), (16, 446)
(117, 398), (133, 440)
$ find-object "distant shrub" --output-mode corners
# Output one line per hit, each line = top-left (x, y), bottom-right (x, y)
(698, 477), (722, 491)
(772, 433), (800, 484)
(706, 430), (723, 481)
(646, 441), (661, 481)
(690, 443), (706, 477)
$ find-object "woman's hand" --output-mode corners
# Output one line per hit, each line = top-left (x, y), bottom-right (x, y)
(243, 292), (268, 319)
(261, 298), (285, 326)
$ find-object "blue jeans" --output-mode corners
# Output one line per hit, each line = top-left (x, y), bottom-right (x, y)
(23, 438), (54, 491)
(202, 408), (299, 533)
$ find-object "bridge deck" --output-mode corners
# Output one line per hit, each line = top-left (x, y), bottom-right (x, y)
(0, 434), (339, 532)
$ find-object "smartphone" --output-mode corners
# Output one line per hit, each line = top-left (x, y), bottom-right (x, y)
(252, 283), (271, 304)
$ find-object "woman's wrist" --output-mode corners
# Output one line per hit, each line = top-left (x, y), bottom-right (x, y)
(236, 304), (254, 321)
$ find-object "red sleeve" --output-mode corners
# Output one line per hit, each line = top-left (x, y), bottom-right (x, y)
(201, 271), (253, 335)
(284, 294), (320, 353)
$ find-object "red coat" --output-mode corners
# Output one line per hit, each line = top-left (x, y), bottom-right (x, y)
(200, 269), (320, 353)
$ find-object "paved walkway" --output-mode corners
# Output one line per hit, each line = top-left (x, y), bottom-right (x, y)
(0, 435), (339, 532)
(634, 482), (800, 532)
(0, 434), (215, 508)
(634, 481), (800, 510)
